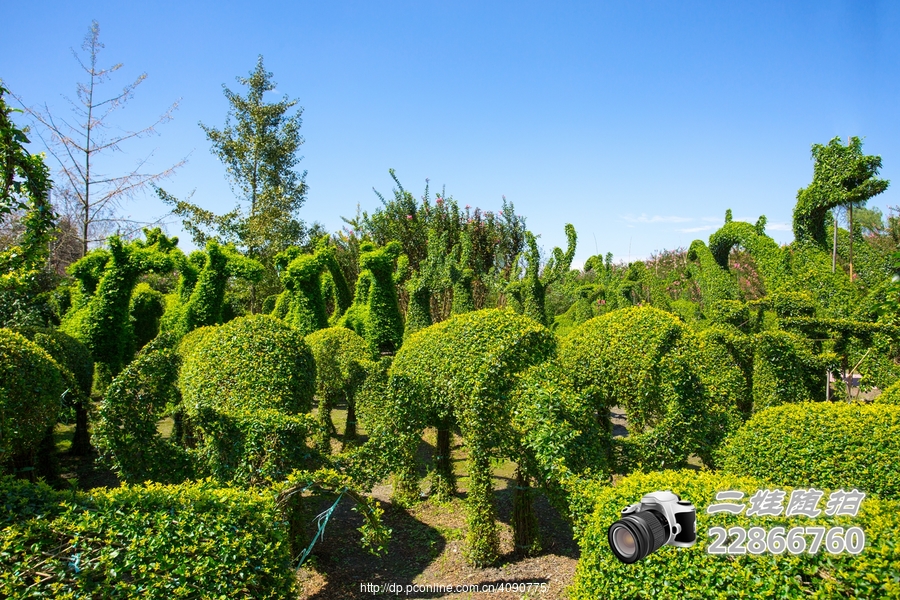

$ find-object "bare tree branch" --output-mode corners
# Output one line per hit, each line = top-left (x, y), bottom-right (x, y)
(12, 20), (185, 263)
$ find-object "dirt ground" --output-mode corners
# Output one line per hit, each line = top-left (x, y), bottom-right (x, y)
(295, 435), (580, 600)
(51, 406), (603, 599)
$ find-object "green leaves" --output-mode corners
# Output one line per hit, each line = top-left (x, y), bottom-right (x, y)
(719, 402), (900, 500)
(0, 476), (297, 598)
(794, 136), (889, 247)
(569, 470), (900, 599)
(0, 329), (66, 464)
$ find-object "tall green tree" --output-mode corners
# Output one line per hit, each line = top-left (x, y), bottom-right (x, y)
(161, 55), (307, 310)
(793, 136), (889, 278)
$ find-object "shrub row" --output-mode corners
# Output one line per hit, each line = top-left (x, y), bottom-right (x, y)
(719, 401), (900, 500)
(0, 476), (296, 598)
(569, 469), (900, 599)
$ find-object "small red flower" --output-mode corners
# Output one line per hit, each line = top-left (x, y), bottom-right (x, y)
(406, 215), (413, 220)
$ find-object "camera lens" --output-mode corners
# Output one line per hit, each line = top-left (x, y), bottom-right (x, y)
(607, 510), (670, 564)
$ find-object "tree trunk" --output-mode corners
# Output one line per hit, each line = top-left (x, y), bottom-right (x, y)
(343, 391), (357, 445)
(68, 398), (91, 456)
(431, 424), (456, 500)
(513, 465), (541, 556)
(848, 204), (854, 281)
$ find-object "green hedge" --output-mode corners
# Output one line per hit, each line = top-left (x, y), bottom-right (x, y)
(130, 282), (166, 351)
(277, 251), (328, 336)
(179, 315), (316, 416)
(195, 408), (317, 486)
(694, 325), (752, 449)
(569, 469), (900, 599)
(305, 327), (374, 451)
(719, 402), (900, 500)
(61, 232), (176, 384)
(560, 307), (711, 470)
(12, 326), (95, 457)
(383, 308), (557, 564)
(94, 347), (195, 484)
(0, 476), (296, 598)
(339, 241), (404, 354)
(686, 239), (740, 309)
(875, 379), (900, 404)
(752, 330), (824, 411)
(12, 326), (93, 396)
(0, 329), (65, 465)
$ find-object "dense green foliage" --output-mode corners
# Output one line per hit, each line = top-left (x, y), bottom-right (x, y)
(793, 136), (889, 247)
(130, 281), (166, 350)
(161, 240), (263, 339)
(0, 476), (297, 598)
(719, 402), (900, 499)
(751, 330), (824, 411)
(569, 469), (900, 599)
(179, 314), (315, 416)
(273, 246), (328, 336)
(196, 408), (317, 486)
(1, 83), (58, 330)
(686, 238), (740, 310)
(340, 241), (405, 354)
(560, 306), (741, 469)
(305, 327), (374, 451)
(94, 345), (194, 484)
(11, 326), (93, 455)
(61, 230), (177, 385)
(369, 309), (577, 565)
(506, 225), (576, 326)
(0, 329), (65, 466)
(178, 315), (317, 485)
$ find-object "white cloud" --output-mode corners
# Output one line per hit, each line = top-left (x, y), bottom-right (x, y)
(766, 222), (792, 231)
(620, 213), (694, 224)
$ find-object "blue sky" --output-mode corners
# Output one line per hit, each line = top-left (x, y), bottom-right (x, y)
(3, 1), (899, 265)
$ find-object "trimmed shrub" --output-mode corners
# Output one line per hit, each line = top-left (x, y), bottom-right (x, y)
(509, 361), (611, 507)
(176, 324), (218, 360)
(694, 325), (752, 454)
(686, 239), (740, 308)
(196, 408), (317, 486)
(340, 241), (405, 354)
(705, 300), (751, 331)
(61, 232), (177, 386)
(770, 290), (818, 318)
(875, 379), (900, 404)
(305, 327), (374, 451)
(12, 326), (93, 396)
(719, 402), (900, 500)
(379, 309), (558, 565)
(94, 347), (195, 484)
(130, 282), (166, 351)
(11, 326), (94, 456)
(569, 469), (900, 599)
(178, 316), (317, 486)
(0, 329), (65, 466)
(0, 476), (296, 598)
(179, 315), (316, 416)
(161, 241), (264, 339)
(277, 250), (328, 336)
(752, 330), (824, 411)
(559, 306), (709, 470)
